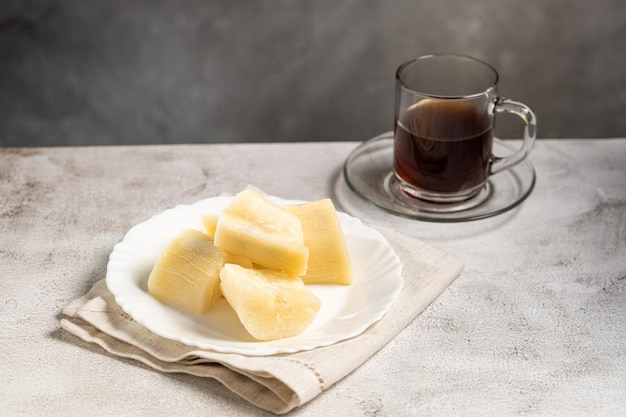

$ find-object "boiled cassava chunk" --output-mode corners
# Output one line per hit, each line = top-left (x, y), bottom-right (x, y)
(200, 213), (219, 238)
(147, 228), (227, 314)
(286, 199), (353, 285)
(213, 189), (309, 275)
(219, 263), (321, 340)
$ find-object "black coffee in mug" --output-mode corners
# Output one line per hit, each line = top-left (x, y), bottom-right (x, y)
(394, 99), (493, 194)
(393, 54), (536, 204)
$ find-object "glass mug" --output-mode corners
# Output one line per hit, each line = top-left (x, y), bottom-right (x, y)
(393, 54), (536, 204)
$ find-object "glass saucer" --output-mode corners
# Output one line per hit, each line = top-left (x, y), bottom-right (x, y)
(343, 132), (536, 222)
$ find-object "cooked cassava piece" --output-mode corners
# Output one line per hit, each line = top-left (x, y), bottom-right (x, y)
(147, 228), (227, 314)
(200, 213), (219, 238)
(213, 189), (309, 275)
(219, 263), (321, 340)
(286, 199), (353, 285)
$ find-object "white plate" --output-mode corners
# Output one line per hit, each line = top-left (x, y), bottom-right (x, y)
(105, 195), (403, 356)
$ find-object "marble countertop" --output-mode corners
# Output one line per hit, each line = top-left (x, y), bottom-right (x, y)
(1, 139), (625, 416)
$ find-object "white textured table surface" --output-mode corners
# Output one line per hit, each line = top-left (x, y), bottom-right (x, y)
(2, 139), (625, 416)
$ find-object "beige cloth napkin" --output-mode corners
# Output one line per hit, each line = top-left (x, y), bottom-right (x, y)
(61, 226), (464, 414)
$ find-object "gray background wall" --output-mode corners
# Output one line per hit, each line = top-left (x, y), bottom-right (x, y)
(1, 0), (625, 146)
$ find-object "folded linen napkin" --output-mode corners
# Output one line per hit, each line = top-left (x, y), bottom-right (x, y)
(61, 226), (463, 414)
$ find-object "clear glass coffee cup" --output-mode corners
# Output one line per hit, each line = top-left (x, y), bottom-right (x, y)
(393, 54), (536, 204)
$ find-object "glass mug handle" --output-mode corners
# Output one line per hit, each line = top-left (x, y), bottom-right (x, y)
(490, 98), (537, 175)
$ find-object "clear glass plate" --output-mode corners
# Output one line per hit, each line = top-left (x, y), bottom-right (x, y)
(105, 195), (403, 356)
(343, 132), (536, 222)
